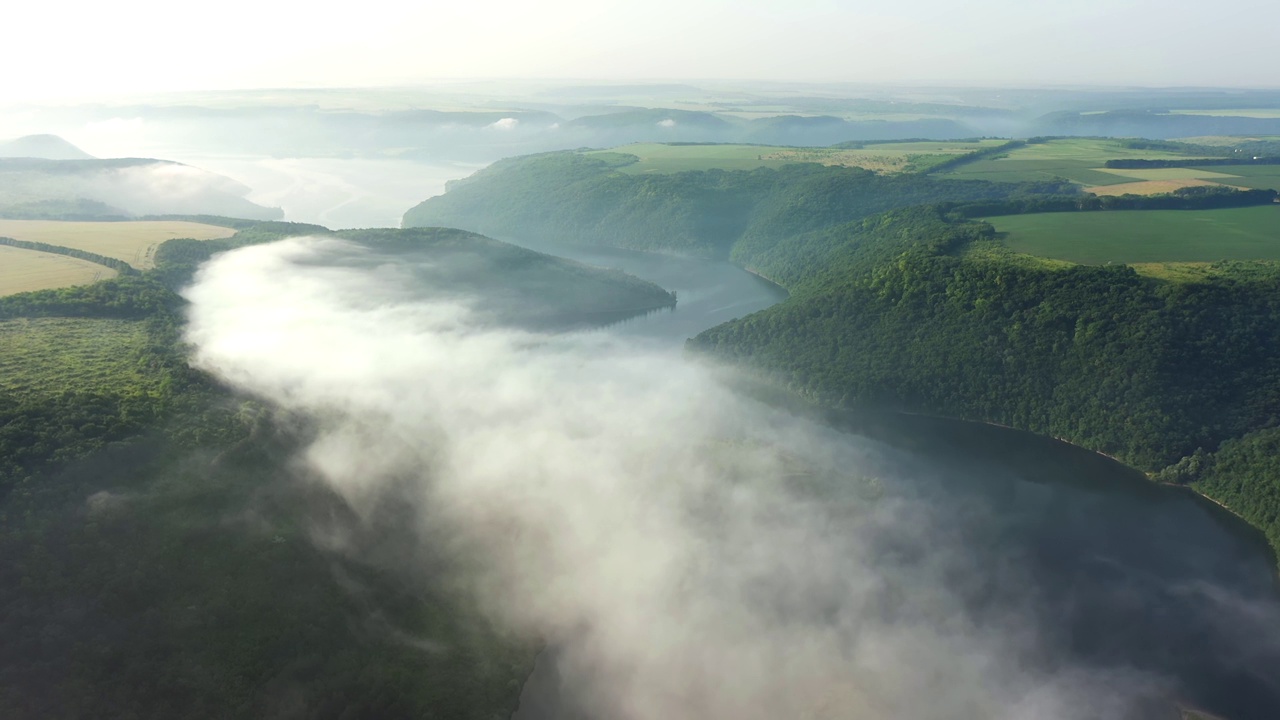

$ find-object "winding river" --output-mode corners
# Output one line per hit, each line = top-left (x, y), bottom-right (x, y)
(502, 239), (1280, 720)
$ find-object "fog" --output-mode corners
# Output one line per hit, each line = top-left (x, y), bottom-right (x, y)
(7, 83), (1280, 229)
(167, 156), (479, 229)
(182, 237), (1176, 719)
(82, 161), (281, 219)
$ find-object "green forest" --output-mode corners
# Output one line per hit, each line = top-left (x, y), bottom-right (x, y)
(0, 221), (678, 718)
(403, 150), (1075, 259)
(407, 149), (1280, 562)
(6, 136), (1280, 717)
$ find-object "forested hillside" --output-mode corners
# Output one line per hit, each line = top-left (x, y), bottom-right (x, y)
(698, 210), (1280, 558)
(0, 221), (675, 718)
(406, 149), (1280, 561)
(403, 149), (1073, 259)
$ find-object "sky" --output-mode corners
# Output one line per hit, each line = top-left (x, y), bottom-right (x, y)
(5, 0), (1279, 101)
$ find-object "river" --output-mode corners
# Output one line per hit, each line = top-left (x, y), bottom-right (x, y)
(500, 239), (1280, 720)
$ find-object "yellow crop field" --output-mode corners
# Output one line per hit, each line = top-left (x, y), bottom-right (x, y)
(1087, 179), (1228, 196)
(0, 245), (118, 296)
(0, 219), (235, 270)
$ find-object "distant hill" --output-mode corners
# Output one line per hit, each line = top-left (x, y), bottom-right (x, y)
(0, 134), (94, 160)
(1030, 110), (1280, 139)
(564, 108), (731, 131)
(0, 157), (282, 221)
(743, 115), (975, 144)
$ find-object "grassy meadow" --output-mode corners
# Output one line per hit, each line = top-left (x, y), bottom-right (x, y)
(0, 219), (235, 269)
(0, 317), (157, 397)
(995, 138), (1192, 163)
(0, 245), (118, 296)
(587, 140), (1005, 174)
(987, 206), (1280, 265)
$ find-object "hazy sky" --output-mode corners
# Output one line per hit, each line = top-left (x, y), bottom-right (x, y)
(6, 0), (1279, 100)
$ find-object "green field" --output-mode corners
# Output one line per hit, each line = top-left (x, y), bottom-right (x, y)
(1102, 168), (1244, 181)
(1190, 164), (1280, 191)
(0, 317), (159, 397)
(587, 140), (1006, 174)
(942, 138), (1210, 186)
(946, 160), (1136, 185)
(987, 206), (1280, 265)
(995, 138), (1194, 163)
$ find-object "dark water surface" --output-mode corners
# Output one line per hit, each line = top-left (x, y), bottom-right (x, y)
(845, 412), (1280, 720)
(502, 240), (1280, 720)
(509, 239), (789, 344)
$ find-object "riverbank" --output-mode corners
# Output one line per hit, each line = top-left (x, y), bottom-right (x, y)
(843, 407), (1280, 574)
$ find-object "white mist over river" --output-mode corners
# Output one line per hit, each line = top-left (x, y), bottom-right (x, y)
(180, 237), (1280, 720)
(175, 156), (481, 229)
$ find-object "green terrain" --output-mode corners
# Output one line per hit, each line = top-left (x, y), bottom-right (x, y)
(406, 150), (1074, 259)
(5, 128), (1280, 717)
(406, 144), (1280, 564)
(0, 221), (674, 718)
(989, 206), (1280, 264)
(939, 137), (1199, 185)
(585, 139), (1006, 174)
(935, 137), (1280, 192)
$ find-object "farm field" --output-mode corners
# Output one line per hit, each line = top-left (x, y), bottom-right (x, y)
(0, 219), (236, 269)
(1088, 179), (1223, 196)
(0, 245), (117, 296)
(1101, 168), (1244, 181)
(986, 206), (1280, 265)
(1190, 164), (1280, 191)
(0, 317), (156, 397)
(1082, 166), (1280, 194)
(941, 138), (1211, 185)
(587, 140), (1005, 174)
(1081, 166), (1261, 195)
(995, 138), (1195, 163)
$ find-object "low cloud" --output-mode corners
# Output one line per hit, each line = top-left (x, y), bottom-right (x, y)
(488, 117), (520, 131)
(183, 237), (1170, 720)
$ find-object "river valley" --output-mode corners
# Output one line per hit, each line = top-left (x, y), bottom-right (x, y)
(499, 238), (1280, 720)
